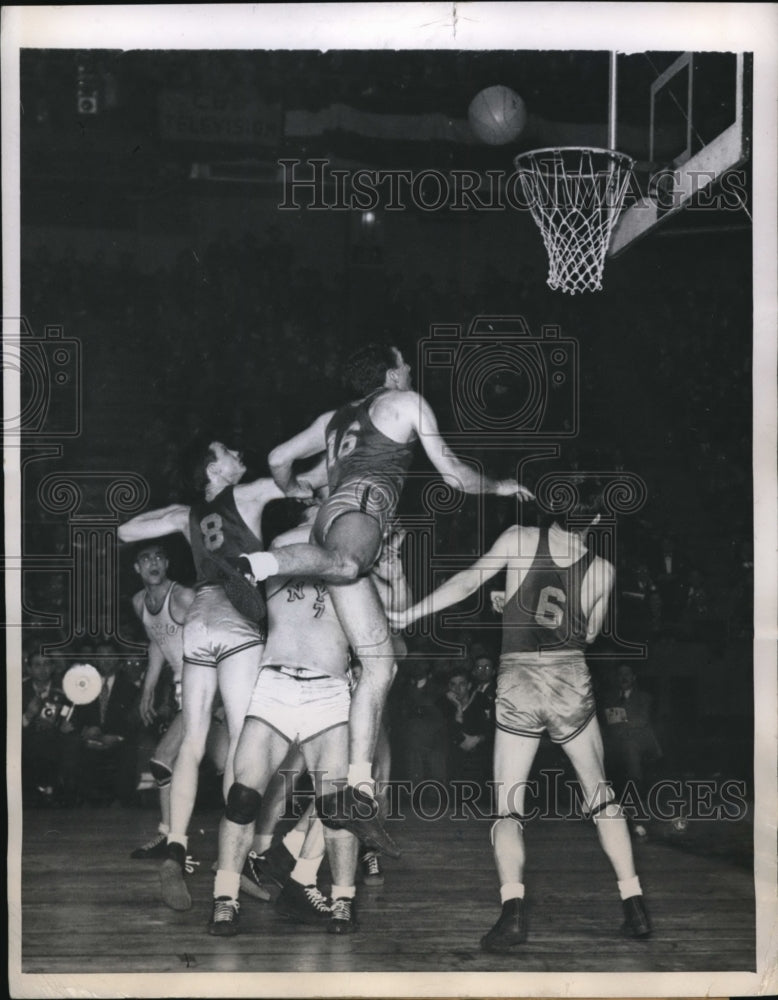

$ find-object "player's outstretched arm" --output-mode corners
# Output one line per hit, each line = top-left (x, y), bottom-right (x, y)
(412, 394), (533, 499)
(118, 504), (190, 543)
(268, 410), (334, 495)
(389, 527), (515, 629)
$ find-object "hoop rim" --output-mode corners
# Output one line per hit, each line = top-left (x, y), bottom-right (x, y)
(513, 146), (635, 170)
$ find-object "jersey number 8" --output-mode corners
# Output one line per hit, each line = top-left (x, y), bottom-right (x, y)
(200, 513), (224, 552)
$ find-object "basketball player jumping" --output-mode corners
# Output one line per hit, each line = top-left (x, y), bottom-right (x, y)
(390, 478), (652, 951)
(118, 441), (290, 909)
(241, 344), (533, 844)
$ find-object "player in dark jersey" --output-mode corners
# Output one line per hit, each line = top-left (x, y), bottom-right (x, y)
(241, 345), (532, 848)
(391, 479), (651, 951)
(118, 441), (292, 909)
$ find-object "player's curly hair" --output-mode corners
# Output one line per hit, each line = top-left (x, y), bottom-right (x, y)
(191, 439), (219, 494)
(343, 343), (399, 395)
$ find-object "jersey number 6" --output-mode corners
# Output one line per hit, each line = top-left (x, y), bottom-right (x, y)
(327, 421), (360, 466)
(535, 586), (566, 628)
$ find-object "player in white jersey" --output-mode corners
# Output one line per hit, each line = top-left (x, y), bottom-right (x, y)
(128, 541), (228, 860)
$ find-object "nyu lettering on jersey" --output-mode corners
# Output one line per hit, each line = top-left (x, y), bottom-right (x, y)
(502, 529), (595, 656)
(141, 582), (185, 677)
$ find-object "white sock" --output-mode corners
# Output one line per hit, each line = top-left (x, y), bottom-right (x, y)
(167, 833), (188, 850)
(243, 551), (278, 581)
(331, 884), (356, 899)
(213, 869), (240, 900)
(291, 853), (323, 886)
(158, 822), (170, 836)
(617, 876), (642, 900)
(283, 829), (306, 859)
(348, 762), (374, 791)
(500, 882), (525, 904)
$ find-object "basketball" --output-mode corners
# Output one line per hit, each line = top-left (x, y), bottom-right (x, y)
(468, 85), (527, 145)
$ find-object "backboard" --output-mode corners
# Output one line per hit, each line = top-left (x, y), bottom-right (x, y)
(608, 51), (751, 256)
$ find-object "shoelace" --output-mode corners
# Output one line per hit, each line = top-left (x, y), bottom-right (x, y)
(303, 885), (331, 913)
(213, 897), (239, 922)
(330, 897), (352, 921)
(184, 855), (200, 875)
(363, 852), (381, 876)
(138, 833), (166, 852)
(247, 851), (266, 881)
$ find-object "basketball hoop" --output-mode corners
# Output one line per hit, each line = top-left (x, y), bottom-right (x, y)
(513, 147), (634, 294)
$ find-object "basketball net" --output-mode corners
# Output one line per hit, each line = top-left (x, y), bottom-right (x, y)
(513, 147), (634, 294)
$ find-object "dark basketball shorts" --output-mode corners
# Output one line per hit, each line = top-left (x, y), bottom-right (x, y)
(183, 584), (266, 669)
(496, 652), (596, 744)
(246, 664), (350, 744)
(313, 477), (399, 552)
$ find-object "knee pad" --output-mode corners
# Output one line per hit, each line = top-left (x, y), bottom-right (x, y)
(225, 782), (262, 825)
(149, 759), (172, 789)
(590, 798), (622, 824)
(490, 813), (525, 846)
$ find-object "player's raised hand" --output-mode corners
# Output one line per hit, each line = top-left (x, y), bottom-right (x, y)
(490, 590), (506, 615)
(285, 477), (315, 501)
(375, 527), (407, 580)
(387, 608), (411, 631)
(494, 479), (534, 501)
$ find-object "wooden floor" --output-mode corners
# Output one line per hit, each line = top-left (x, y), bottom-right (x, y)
(20, 802), (755, 975)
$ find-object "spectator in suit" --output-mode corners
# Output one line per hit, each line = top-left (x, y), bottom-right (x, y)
(443, 666), (494, 792)
(601, 664), (662, 837)
(70, 641), (142, 806)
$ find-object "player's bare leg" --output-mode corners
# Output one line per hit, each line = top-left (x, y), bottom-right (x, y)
(480, 729), (540, 952)
(214, 649), (261, 798)
(209, 719), (289, 935)
(243, 747), (308, 900)
(563, 717), (651, 936)
(131, 712), (184, 859)
(306, 723), (359, 933)
(160, 663), (218, 909)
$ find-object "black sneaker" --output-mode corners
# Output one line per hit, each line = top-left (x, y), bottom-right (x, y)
(480, 898), (528, 952)
(318, 786), (401, 859)
(246, 842), (296, 892)
(239, 852), (273, 902)
(360, 849), (384, 887)
(621, 895), (651, 938)
(208, 896), (240, 936)
(160, 842), (192, 911)
(328, 896), (358, 935)
(131, 832), (168, 859)
(275, 879), (332, 925)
